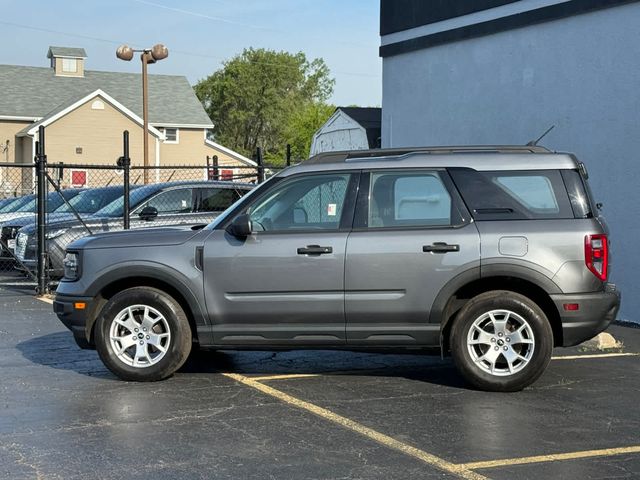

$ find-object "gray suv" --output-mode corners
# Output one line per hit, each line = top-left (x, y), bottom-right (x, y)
(54, 146), (621, 391)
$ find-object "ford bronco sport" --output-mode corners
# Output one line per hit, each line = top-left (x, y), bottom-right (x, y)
(54, 146), (621, 391)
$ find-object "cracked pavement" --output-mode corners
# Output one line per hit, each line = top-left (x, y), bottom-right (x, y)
(0, 283), (639, 479)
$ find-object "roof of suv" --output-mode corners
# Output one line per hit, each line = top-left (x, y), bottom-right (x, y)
(285, 145), (580, 175)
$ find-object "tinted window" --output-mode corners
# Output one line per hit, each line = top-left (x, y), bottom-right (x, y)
(248, 173), (351, 232)
(449, 169), (573, 220)
(17, 190), (81, 213)
(0, 196), (32, 213)
(198, 188), (242, 212)
(54, 188), (125, 214)
(368, 171), (454, 227)
(561, 169), (594, 218)
(94, 187), (159, 217)
(136, 188), (193, 214)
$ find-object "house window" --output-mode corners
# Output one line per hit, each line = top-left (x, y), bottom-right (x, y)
(62, 58), (77, 73)
(164, 128), (179, 144)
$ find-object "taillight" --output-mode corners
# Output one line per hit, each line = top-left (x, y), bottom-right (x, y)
(585, 234), (608, 281)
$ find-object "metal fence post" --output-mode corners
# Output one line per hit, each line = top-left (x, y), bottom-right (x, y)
(35, 126), (48, 294)
(256, 147), (264, 183)
(117, 130), (131, 229)
(286, 144), (291, 166)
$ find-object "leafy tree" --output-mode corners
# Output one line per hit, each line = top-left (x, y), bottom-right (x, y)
(276, 102), (335, 164)
(194, 48), (335, 164)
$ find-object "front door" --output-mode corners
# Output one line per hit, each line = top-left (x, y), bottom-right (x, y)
(203, 172), (358, 346)
(345, 169), (480, 346)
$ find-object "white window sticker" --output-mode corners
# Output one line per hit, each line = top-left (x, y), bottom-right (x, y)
(181, 199), (188, 208)
(327, 203), (337, 216)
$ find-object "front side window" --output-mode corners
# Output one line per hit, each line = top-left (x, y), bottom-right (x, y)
(248, 173), (352, 232)
(367, 171), (454, 228)
(136, 188), (193, 214)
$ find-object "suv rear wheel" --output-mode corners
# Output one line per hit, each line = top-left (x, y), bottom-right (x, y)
(451, 290), (553, 392)
(95, 287), (191, 381)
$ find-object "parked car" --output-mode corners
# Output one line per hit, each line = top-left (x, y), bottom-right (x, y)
(17, 181), (252, 277)
(0, 189), (84, 259)
(0, 194), (35, 214)
(1, 186), (134, 259)
(54, 146), (620, 391)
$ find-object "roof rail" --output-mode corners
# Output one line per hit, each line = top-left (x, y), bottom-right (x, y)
(305, 145), (552, 164)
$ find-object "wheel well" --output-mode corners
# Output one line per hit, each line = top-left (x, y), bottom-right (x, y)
(90, 277), (199, 344)
(440, 276), (562, 352)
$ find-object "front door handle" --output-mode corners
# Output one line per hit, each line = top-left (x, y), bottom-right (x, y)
(297, 245), (333, 255)
(423, 242), (460, 253)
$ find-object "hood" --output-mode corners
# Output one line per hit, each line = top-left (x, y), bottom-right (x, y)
(18, 215), (122, 236)
(69, 224), (205, 250)
(1, 212), (80, 229)
(0, 212), (34, 224)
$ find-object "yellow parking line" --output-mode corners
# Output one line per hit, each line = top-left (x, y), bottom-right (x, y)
(459, 445), (640, 470)
(250, 373), (320, 382)
(223, 372), (489, 480)
(36, 296), (54, 304)
(552, 352), (639, 360)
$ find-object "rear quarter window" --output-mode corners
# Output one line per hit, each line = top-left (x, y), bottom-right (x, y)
(449, 169), (574, 220)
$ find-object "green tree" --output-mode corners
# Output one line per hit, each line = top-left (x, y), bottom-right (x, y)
(276, 102), (335, 164)
(194, 48), (335, 164)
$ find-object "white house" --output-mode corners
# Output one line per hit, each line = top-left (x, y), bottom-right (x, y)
(310, 107), (381, 155)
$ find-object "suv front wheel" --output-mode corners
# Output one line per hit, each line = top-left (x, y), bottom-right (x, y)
(95, 287), (192, 381)
(451, 290), (553, 392)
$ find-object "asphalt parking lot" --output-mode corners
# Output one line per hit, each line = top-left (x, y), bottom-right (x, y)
(1, 282), (639, 480)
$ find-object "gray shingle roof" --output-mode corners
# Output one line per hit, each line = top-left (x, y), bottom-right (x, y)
(47, 46), (87, 58)
(0, 64), (212, 127)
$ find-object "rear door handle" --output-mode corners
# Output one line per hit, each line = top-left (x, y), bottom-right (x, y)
(297, 245), (333, 255)
(423, 242), (460, 253)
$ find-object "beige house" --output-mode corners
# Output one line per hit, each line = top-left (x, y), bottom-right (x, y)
(0, 46), (255, 188)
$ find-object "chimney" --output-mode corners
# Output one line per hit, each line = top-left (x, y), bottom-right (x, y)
(47, 46), (87, 78)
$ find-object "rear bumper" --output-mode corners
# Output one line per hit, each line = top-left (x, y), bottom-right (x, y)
(551, 284), (621, 347)
(53, 293), (95, 349)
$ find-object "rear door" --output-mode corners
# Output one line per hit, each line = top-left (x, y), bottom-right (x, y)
(345, 169), (480, 346)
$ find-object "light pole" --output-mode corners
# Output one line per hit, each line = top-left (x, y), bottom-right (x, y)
(116, 44), (168, 184)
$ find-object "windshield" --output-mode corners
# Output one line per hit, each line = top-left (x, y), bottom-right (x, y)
(17, 190), (82, 213)
(54, 188), (126, 214)
(0, 195), (34, 213)
(93, 186), (158, 217)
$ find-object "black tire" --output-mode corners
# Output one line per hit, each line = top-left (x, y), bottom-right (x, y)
(450, 290), (553, 392)
(95, 287), (192, 381)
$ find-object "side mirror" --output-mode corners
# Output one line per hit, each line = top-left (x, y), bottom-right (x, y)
(227, 214), (252, 238)
(139, 206), (158, 221)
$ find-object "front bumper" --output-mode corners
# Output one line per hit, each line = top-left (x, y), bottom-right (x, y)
(53, 293), (95, 349)
(551, 284), (621, 347)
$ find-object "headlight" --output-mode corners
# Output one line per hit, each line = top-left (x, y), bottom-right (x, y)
(46, 228), (68, 240)
(63, 252), (80, 280)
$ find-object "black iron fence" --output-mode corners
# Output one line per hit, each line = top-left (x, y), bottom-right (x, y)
(0, 127), (283, 293)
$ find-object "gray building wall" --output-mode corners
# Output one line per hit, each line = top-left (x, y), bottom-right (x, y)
(381, 2), (640, 321)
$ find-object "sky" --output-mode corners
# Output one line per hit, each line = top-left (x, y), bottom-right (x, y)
(0, 0), (382, 107)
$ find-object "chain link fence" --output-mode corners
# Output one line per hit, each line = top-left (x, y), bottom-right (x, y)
(0, 128), (283, 292)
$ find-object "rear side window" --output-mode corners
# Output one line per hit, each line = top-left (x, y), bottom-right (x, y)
(198, 188), (242, 212)
(449, 169), (574, 220)
(359, 170), (461, 228)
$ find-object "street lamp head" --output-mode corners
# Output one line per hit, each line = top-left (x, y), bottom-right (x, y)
(116, 45), (134, 61)
(150, 44), (169, 61)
